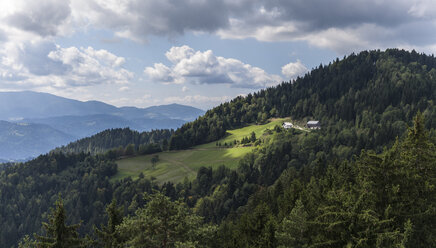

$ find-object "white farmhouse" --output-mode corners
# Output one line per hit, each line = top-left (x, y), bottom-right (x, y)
(307, 121), (321, 129)
(282, 122), (293, 129)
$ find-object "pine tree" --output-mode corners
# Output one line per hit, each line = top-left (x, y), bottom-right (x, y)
(94, 199), (124, 248)
(276, 199), (309, 248)
(116, 191), (212, 248)
(250, 132), (257, 142)
(35, 198), (83, 248)
(389, 112), (436, 247)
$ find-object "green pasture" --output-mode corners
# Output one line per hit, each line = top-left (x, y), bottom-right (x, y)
(113, 118), (292, 183)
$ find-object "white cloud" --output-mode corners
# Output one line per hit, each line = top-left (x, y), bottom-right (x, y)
(47, 46), (133, 86)
(144, 63), (176, 83)
(166, 46), (195, 63)
(164, 95), (233, 105)
(182, 86), (188, 92)
(119, 86), (129, 92)
(145, 45), (282, 88)
(0, 42), (133, 91)
(281, 60), (308, 79)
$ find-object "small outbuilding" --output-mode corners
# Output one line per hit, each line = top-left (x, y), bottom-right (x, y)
(307, 121), (321, 129)
(282, 122), (293, 129)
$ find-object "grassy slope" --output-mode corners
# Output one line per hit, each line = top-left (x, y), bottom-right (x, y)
(113, 118), (294, 183)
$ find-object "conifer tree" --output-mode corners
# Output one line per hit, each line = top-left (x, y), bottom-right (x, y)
(390, 112), (436, 246)
(116, 191), (213, 248)
(94, 199), (124, 248)
(276, 199), (308, 248)
(35, 197), (83, 248)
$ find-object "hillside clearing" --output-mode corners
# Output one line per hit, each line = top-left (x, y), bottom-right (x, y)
(113, 118), (295, 183)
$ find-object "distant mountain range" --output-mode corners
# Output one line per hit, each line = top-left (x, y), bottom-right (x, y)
(0, 121), (74, 160)
(0, 91), (204, 161)
(0, 91), (203, 121)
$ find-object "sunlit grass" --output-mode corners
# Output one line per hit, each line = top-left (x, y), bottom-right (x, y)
(113, 118), (292, 183)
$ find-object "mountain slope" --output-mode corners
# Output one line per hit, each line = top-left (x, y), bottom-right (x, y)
(0, 120), (74, 160)
(170, 49), (436, 151)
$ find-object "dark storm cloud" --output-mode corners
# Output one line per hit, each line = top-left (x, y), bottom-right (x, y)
(76, 0), (436, 53)
(261, 0), (412, 31)
(2, 0), (436, 54)
(6, 0), (71, 37)
(84, 0), (231, 40)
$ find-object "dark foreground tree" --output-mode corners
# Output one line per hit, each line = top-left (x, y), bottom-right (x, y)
(35, 197), (84, 248)
(117, 191), (216, 248)
(93, 199), (124, 248)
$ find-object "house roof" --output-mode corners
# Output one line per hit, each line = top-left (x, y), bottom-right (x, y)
(307, 121), (320, 125)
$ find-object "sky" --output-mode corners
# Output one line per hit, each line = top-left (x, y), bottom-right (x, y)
(1, 0), (436, 110)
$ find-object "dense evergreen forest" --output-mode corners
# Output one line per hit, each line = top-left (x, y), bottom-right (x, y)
(1, 49), (436, 247)
(170, 49), (436, 153)
(56, 128), (173, 156)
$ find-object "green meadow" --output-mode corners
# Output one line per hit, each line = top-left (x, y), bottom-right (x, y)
(113, 118), (292, 183)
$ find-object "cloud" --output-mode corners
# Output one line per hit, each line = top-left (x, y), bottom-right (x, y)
(18, 42), (70, 76)
(47, 46), (133, 86)
(145, 45), (282, 88)
(0, 0), (73, 44)
(281, 60), (308, 79)
(164, 95), (233, 105)
(1, 0), (436, 59)
(144, 63), (175, 83)
(70, 0), (436, 54)
(0, 0), (435, 56)
(218, 0), (436, 53)
(408, 0), (436, 18)
(72, 0), (229, 41)
(0, 42), (133, 90)
(6, 0), (71, 37)
(119, 86), (129, 92)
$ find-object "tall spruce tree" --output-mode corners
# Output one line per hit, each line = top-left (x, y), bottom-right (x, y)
(35, 197), (83, 248)
(116, 191), (215, 248)
(93, 199), (124, 248)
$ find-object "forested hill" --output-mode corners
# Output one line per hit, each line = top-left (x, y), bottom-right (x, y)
(56, 128), (173, 156)
(170, 49), (436, 151)
(2, 49), (435, 247)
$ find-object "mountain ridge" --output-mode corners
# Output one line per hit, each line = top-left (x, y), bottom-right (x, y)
(0, 91), (204, 121)
(0, 91), (205, 160)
